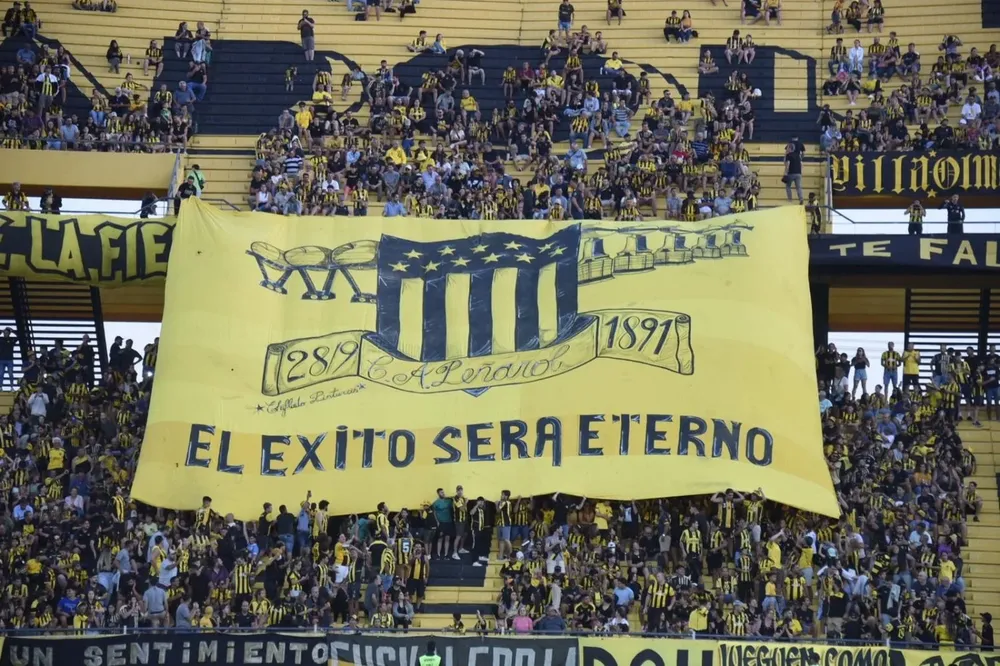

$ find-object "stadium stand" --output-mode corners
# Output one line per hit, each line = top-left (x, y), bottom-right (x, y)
(1, 0), (829, 217)
(0, 328), (993, 638)
(1, 0), (1000, 643)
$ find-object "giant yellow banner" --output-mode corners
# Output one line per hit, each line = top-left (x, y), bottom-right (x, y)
(132, 199), (837, 519)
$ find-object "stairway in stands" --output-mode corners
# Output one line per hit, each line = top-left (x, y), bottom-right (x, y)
(417, 554), (497, 629)
(961, 422), (1000, 621)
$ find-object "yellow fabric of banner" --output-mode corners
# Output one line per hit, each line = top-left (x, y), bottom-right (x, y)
(132, 200), (837, 519)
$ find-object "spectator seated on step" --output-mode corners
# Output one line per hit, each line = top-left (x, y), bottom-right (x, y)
(15, 42), (35, 67)
(698, 49), (719, 75)
(16, 1), (37, 39)
(407, 30), (431, 53)
(72, 0), (117, 13)
(1, 2), (20, 37)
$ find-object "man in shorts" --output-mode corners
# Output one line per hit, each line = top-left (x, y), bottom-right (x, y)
(297, 10), (315, 62)
(430, 488), (454, 559)
(557, 0), (574, 40)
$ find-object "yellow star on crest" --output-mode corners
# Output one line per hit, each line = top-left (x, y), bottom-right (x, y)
(539, 242), (554, 252)
(452, 257), (471, 267)
(390, 261), (409, 272)
(471, 243), (489, 254)
(483, 253), (502, 264)
(925, 189), (937, 198)
(404, 249), (423, 259)
(515, 252), (534, 263)
(439, 246), (456, 256)
(549, 246), (567, 256)
(424, 260), (441, 273)
(504, 241), (523, 250)
(928, 150), (938, 158)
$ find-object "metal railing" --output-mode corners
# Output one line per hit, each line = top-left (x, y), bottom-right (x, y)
(0, 626), (979, 649)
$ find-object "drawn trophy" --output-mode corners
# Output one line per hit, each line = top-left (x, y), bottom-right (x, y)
(612, 234), (656, 274)
(654, 231), (695, 265)
(577, 237), (614, 284)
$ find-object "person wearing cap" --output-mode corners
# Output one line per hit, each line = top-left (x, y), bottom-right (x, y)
(979, 612), (994, 647)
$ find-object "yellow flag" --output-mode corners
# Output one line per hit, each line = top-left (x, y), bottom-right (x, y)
(132, 199), (837, 519)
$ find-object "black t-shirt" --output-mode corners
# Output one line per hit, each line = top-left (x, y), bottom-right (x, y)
(299, 18), (314, 38)
(177, 182), (198, 200)
(983, 622), (994, 646)
(0, 336), (15, 360)
(275, 511), (295, 535)
(558, 3), (574, 20)
(784, 150), (802, 175)
(931, 353), (946, 374)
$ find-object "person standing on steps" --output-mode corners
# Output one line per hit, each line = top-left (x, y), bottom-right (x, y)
(782, 140), (803, 205)
(0, 328), (16, 391)
(298, 10), (316, 62)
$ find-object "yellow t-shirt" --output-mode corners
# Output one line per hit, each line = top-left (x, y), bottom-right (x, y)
(48, 448), (65, 470)
(767, 541), (782, 569)
(765, 581), (777, 596)
(460, 96), (479, 111)
(594, 502), (612, 531)
(688, 607), (709, 631)
(939, 559), (956, 582)
(295, 109), (313, 128)
(385, 147), (407, 166)
(903, 350), (920, 374)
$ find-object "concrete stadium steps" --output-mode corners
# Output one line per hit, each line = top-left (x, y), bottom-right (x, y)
(0, 393), (14, 413)
(819, 0), (1000, 125)
(402, 545), (499, 629)
(960, 422), (1000, 620)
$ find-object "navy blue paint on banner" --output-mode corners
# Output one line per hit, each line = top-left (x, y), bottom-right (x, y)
(376, 227), (581, 367)
(0, 631), (579, 666)
(810, 235), (1000, 272)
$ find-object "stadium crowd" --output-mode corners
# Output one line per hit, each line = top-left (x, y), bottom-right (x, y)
(818, 30), (1000, 153)
(0, 6), (206, 151)
(0, 0), (994, 645)
(247, 1), (777, 220)
(0, 322), (988, 646)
